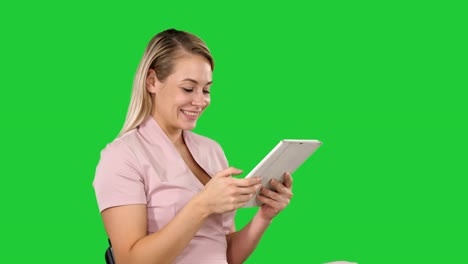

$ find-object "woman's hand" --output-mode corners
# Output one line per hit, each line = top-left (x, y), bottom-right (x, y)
(198, 167), (262, 215)
(257, 172), (293, 220)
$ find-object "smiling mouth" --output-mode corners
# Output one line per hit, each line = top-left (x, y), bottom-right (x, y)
(181, 110), (200, 117)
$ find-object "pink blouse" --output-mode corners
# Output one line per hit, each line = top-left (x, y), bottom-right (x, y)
(93, 116), (235, 263)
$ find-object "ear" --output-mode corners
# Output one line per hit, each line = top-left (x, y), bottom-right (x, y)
(146, 69), (162, 94)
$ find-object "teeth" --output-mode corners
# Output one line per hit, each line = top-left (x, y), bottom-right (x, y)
(182, 110), (198, 116)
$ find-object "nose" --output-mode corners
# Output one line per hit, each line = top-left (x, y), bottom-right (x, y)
(191, 91), (207, 107)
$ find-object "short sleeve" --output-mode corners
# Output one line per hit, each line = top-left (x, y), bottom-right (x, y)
(93, 140), (146, 212)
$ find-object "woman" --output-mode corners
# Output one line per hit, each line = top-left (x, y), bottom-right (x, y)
(93, 28), (293, 264)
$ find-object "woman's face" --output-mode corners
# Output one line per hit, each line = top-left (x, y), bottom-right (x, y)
(150, 54), (212, 135)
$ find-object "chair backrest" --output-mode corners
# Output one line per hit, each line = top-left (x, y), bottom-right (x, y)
(105, 239), (115, 264)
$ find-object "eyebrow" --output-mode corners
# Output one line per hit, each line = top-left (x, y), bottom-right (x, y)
(181, 78), (212, 86)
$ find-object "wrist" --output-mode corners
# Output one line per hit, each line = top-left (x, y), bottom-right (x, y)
(191, 193), (212, 219)
(255, 209), (273, 225)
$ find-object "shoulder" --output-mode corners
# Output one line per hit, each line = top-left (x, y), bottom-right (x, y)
(93, 130), (146, 212)
(98, 129), (141, 168)
(94, 129), (144, 188)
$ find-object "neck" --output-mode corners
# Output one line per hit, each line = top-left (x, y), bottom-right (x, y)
(152, 114), (184, 145)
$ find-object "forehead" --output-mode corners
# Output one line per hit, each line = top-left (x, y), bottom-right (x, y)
(169, 54), (212, 83)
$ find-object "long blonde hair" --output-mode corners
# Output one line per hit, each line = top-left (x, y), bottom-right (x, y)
(118, 29), (214, 137)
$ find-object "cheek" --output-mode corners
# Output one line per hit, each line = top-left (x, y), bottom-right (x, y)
(204, 96), (211, 106)
(173, 93), (191, 106)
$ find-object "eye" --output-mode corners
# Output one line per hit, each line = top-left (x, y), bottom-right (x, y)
(203, 90), (210, 94)
(182, 87), (193, 92)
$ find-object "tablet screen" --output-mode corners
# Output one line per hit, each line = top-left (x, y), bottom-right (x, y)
(243, 139), (322, 207)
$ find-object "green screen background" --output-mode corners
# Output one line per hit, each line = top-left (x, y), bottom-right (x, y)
(1, 1), (466, 263)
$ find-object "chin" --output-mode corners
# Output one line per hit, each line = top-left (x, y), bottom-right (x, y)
(180, 122), (197, 131)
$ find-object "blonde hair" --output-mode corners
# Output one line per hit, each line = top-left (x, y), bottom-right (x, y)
(118, 29), (214, 137)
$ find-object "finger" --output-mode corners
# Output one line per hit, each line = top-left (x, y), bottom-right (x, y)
(235, 192), (260, 208)
(234, 193), (256, 205)
(260, 187), (287, 203)
(235, 199), (252, 209)
(270, 180), (293, 199)
(283, 172), (293, 189)
(270, 179), (287, 193)
(235, 184), (262, 195)
(227, 183), (261, 196)
(257, 194), (282, 209)
(215, 167), (243, 178)
(232, 177), (261, 187)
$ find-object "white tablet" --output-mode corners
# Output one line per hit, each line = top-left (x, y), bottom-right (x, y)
(243, 139), (322, 207)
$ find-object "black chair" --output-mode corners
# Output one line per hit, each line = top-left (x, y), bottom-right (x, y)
(105, 239), (115, 264)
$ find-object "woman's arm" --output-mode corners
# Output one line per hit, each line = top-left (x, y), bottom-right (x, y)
(226, 173), (294, 264)
(103, 167), (260, 264)
(102, 195), (209, 264)
(225, 211), (272, 264)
